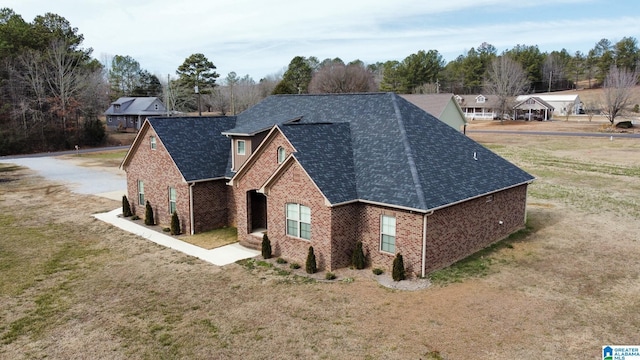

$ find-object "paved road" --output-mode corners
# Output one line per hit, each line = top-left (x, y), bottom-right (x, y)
(467, 130), (640, 138)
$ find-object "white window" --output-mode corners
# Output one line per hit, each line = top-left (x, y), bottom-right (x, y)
(380, 215), (396, 253)
(169, 187), (177, 214)
(476, 95), (486, 103)
(236, 140), (246, 155)
(138, 180), (145, 205)
(286, 203), (311, 240)
(277, 146), (286, 163)
(150, 136), (156, 150)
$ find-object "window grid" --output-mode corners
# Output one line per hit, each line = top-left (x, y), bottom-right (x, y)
(380, 215), (396, 253)
(237, 140), (246, 155)
(138, 180), (145, 205)
(286, 203), (311, 240)
(277, 146), (286, 163)
(150, 136), (156, 150)
(169, 187), (177, 214)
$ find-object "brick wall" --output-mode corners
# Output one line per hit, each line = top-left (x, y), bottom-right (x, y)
(424, 184), (528, 273)
(192, 180), (229, 233)
(125, 126), (191, 233)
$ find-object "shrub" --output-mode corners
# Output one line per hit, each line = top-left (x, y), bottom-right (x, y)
(392, 253), (405, 281)
(276, 258), (287, 264)
(170, 211), (181, 235)
(351, 241), (366, 269)
(82, 117), (106, 146)
(372, 268), (384, 275)
(290, 263), (301, 269)
(162, 227), (170, 232)
(325, 272), (336, 280)
(131, 215), (140, 220)
(261, 234), (272, 259)
(305, 246), (317, 274)
(122, 195), (132, 217)
(144, 200), (155, 225)
(616, 121), (633, 129)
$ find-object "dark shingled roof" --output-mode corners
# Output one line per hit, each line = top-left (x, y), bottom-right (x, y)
(148, 116), (236, 182)
(235, 93), (533, 211)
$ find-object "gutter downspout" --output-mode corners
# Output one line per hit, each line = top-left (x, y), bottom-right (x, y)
(189, 182), (195, 235)
(421, 210), (434, 278)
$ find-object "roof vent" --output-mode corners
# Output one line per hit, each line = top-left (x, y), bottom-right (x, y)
(473, 151), (478, 161)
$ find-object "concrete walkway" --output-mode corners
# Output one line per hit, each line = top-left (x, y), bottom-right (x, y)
(93, 208), (260, 266)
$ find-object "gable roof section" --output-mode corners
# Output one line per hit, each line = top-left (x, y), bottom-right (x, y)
(233, 93), (533, 212)
(514, 96), (555, 110)
(146, 116), (236, 182)
(399, 93), (456, 118)
(104, 97), (166, 116)
(279, 123), (357, 204)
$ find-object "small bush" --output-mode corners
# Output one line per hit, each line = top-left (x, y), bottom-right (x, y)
(351, 241), (366, 269)
(276, 258), (287, 264)
(305, 246), (317, 274)
(162, 227), (170, 232)
(290, 263), (301, 269)
(261, 234), (272, 259)
(372, 268), (384, 275)
(122, 195), (132, 217)
(170, 211), (181, 235)
(144, 201), (155, 225)
(616, 120), (633, 129)
(131, 215), (140, 220)
(325, 272), (336, 280)
(392, 253), (405, 281)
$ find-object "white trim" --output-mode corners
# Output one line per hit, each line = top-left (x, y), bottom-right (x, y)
(189, 183), (195, 235)
(236, 140), (246, 155)
(380, 214), (396, 254)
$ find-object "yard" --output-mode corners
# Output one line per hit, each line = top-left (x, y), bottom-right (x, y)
(1, 128), (639, 359)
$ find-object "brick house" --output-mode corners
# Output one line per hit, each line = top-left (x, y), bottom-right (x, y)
(121, 93), (534, 276)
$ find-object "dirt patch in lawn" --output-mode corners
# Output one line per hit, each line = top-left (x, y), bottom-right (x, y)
(1, 131), (640, 359)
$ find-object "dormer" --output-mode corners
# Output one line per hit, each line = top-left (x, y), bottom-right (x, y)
(454, 95), (463, 104)
(475, 95), (486, 103)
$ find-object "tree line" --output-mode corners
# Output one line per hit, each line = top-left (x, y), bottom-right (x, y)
(1, 7), (638, 155)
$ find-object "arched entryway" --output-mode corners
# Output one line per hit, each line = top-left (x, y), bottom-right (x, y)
(247, 190), (267, 233)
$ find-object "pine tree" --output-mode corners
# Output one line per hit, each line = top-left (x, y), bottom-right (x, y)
(122, 195), (132, 217)
(144, 200), (155, 225)
(261, 234), (272, 259)
(305, 246), (317, 274)
(392, 253), (405, 281)
(170, 211), (180, 235)
(351, 241), (366, 269)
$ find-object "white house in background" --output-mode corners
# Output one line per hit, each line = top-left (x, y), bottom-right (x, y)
(454, 94), (501, 120)
(515, 94), (582, 116)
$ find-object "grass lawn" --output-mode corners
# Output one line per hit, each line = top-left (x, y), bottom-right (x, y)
(177, 227), (238, 249)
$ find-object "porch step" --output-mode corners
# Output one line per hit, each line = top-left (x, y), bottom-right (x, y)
(239, 234), (263, 250)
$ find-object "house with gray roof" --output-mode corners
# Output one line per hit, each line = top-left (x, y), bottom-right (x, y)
(104, 97), (167, 131)
(121, 93), (534, 276)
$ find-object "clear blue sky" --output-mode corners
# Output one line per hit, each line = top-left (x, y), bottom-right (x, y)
(5, 0), (640, 81)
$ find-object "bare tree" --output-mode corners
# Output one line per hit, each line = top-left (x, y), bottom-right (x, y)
(43, 39), (83, 133)
(601, 65), (638, 125)
(484, 55), (530, 122)
(309, 61), (376, 93)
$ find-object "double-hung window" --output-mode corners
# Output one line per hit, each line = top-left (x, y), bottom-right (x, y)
(168, 187), (177, 214)
(277, 146), (286, 163)
(236, 140), (246, 155)
(286, 203), (311, 240)
(138, 180), (145, 205)
(380, 215), (396, 253)
(150, 136), (157, 150)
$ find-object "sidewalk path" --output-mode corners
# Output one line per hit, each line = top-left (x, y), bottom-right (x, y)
(94, 208), (260, 266)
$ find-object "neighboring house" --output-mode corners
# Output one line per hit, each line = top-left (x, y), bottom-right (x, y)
(400, 93), (467, 132)
(454, 94), (502, 120)
(513, 96), (555, 121)
(104, 97), (167, 131)
(515, 94), (582, 116)
(121, 93), (534, 277)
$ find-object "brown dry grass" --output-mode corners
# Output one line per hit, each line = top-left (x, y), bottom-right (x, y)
(1, 130), (640, 359)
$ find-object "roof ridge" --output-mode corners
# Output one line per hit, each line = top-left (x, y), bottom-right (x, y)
(390, 94), (427, 209)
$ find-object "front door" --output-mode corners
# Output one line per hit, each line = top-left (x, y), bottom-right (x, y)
(247, 190), (267, 233)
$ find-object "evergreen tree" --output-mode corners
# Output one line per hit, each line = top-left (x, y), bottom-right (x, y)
(261, 234), (272, 259)
(122, 195), (132, 217)
(392, 253), (405, 281)
(305, 246), (317, 274)
(144, 200), (154, 225)
(351, 241), (366, 269)
(170, 211), (180, 235)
